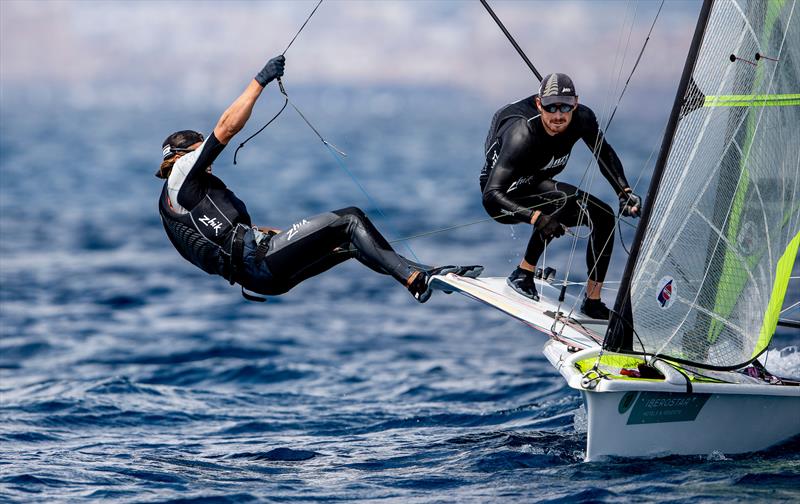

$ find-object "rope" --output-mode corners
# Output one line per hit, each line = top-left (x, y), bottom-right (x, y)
(233, 99), (287, 164)
(556, 0), (642, 327)
(282, 0), (323, 56)
(780, 300), (800, 314)
(551, 0), (664, 342)
(233, 0), (323, 164)
(274, 80), (421, 262)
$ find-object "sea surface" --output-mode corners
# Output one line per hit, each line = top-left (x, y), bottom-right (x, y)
(1, 89), (799, 502)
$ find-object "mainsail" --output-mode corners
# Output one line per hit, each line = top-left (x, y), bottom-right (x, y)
(607, 0), (800, 369)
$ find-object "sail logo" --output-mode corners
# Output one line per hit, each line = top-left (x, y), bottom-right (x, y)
(286, 219), (310, 241)
(199, 215), (224, 236)
(656, 276), (675, 309)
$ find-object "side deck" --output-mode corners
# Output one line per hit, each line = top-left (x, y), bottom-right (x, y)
(430, 274), (605, 350)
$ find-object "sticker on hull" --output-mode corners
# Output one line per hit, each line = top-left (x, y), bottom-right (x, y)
(625, 392), (710, 425)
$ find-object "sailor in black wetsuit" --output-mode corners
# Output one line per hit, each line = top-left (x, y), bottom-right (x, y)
(157, 54), (481, 303)
(481, 73), (641, 319)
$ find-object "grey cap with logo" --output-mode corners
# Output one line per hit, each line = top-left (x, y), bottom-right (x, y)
(538, 73), (577, 106)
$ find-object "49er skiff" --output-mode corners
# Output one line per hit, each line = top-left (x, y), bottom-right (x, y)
(434, 0), (800, 460)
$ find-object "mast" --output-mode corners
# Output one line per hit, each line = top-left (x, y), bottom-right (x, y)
(605, 0), (715, 352)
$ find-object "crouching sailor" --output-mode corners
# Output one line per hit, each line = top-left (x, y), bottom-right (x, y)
(480, 73), (640, 319)
(156, 54), (482, 303)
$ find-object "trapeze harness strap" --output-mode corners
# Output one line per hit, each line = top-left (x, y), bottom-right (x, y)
(159, 183), (250, 289)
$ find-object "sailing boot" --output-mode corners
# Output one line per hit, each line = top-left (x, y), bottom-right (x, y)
(407, 265), (484, 303)
(580, 297), (611, 320)
(506, 267), (539, 301)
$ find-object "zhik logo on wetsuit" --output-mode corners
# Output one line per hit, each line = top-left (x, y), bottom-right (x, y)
(286, 219), (310, 241)
(543, 154), (570, 171)
(508, 154), (571, 192)
(199, 215), (225, 236)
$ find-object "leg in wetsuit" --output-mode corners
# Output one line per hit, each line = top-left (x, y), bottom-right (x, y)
(484, 178), (616, 316)
(506, 179), (616, 283)
(252, 207), (482, 300)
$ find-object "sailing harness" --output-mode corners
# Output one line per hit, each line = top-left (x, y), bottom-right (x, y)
(159, 185), (271, 302)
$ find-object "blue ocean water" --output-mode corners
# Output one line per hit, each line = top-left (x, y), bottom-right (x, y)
(1, 89), (798, 502)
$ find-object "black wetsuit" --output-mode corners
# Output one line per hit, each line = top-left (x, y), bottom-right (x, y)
(481, 95), (629, 282)
(158, 132), (420, 296)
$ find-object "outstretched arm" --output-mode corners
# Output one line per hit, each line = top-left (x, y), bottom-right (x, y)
(213, 55), (286, 145)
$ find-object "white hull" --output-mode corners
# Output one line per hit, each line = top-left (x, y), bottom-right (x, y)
(431, 274), (800, 460)
(545, 341), (800, 461)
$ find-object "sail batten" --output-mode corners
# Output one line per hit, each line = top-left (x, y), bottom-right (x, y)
(607, 0), (800, 369)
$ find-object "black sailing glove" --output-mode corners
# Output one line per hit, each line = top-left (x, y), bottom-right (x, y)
(619, 190), (642, 218)
(535, 213), (566, 239)
(255, 55), (286, 87)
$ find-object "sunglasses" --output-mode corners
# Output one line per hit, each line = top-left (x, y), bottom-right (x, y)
(542, 103), (575, 114)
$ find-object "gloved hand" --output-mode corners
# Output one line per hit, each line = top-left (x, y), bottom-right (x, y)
(619, 190), (642, 218)
(255, 55), (286, 87)
(535, 213), (566, 239)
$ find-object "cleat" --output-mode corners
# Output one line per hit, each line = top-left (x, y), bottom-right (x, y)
(506, 267), (539, 301)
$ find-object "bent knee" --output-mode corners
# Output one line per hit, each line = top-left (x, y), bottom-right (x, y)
(482, 201), (517, 225)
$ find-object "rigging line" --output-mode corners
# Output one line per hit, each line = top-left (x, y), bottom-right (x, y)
(381, 180), (637, 245)
(604, 0), (638, 124)
(282, 0), (323, 56)
(276, 82), (421, 262)
(388, 195), (566, 244)
(479, 0), (543, 81)
(562, 0), (639, 309)
(279, 84), (347, 156)
(233, 0), (323, 163)
(780, 300), (800, 314)
(617, 121), (667, 255)
(604, 0), (664, 132)
(233, 98), (288, 164)
(560, 2), (664, 323)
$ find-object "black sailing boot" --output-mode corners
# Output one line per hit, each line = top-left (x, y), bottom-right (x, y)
(407, 265), (484, 303)
(580, 297), (611, 320)
(506, 267), (539, 301)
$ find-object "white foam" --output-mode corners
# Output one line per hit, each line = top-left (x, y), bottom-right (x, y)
(762, 346), (800, 381)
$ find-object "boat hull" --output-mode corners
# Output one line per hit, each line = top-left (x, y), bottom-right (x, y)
(544, 341), (800, 460)
(582, 387), (800, 460)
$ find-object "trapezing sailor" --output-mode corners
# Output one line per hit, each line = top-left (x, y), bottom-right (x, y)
(481, 73), (641, 319)
(156, 53), (482, 303)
